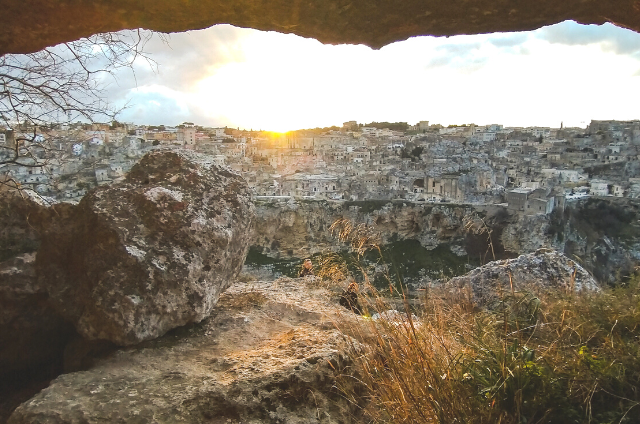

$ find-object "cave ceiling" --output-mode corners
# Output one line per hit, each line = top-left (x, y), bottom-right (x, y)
(2, 0), (640, 56)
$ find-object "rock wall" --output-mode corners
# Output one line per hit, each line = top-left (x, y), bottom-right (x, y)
(0, 192), (75, 423)
(252, 199), (510, 260)
(251, 198), (640, 285)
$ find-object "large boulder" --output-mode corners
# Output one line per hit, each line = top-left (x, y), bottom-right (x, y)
(36, 150), (254, 345)
(446, 249), (599, 307)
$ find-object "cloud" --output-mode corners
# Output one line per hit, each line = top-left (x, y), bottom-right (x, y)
(536, 21), (640, 56)
(116, 90), (215, 126)
(487, 33), (529, 48)
(104, 25), (250, 101)
(99, 20), (640, 130)
(424, 42), (482, 68)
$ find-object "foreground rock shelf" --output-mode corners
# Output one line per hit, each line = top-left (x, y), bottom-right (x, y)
(8, 279), (363, 424)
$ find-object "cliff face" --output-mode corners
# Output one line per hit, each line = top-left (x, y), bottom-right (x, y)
(252, 199), (508, 260)
(250, 198), (640, 285)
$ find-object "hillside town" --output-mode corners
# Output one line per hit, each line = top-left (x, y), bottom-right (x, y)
(2, 119), (640, 215)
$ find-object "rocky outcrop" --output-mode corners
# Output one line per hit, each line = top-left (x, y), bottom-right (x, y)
(8, 279), (364, 424)
(502, 198), (640, 285)
(252, 198), (640, 285)
(252, 199), (508, 260)
(446, 250), (599, 307)
(0, 192), (75, 396)
(2, 0), (640, 55)
(0, 254), (75, 388)
(0, 190), (54, 263)
(36, 150), (254, 346)
(0, 192), (76, 423)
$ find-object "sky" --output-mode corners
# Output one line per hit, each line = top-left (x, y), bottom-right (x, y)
(104, 20), (640, 132)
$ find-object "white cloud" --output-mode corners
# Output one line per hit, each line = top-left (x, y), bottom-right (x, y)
(109, 21), (640, 130)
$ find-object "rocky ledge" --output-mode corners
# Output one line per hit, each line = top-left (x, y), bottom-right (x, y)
(8, 279), (364, 424)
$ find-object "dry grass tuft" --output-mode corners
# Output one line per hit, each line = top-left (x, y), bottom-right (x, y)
(323, 217), (640, 424)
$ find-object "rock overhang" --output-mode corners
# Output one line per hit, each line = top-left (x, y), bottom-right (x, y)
(1, 0), (639, 55)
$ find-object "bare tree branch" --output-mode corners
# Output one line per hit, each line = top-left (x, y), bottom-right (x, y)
(0, 30), (162, 194)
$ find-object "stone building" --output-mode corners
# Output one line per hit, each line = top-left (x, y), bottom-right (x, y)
(425, 175), (464, 201)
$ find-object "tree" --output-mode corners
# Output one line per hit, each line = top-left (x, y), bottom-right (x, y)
(0, 30), (159, 191)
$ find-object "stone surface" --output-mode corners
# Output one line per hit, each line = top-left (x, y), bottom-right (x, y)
(0, 192), (74, 389)
(36, 150), (255, 345)
(252, 199), (505, 259)
(446, 249), (599, 307)
(0, 190), (51, 263)
(0, 253), (75, 386)
(2, 0), (640, 55)
(8, 279), (364, 424)
(0, 191), (77, 424)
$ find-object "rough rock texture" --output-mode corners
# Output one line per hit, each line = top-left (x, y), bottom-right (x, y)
(36, 150), (254, 345)
(8, 279), (364, 424)
(0, 192), (77, 423)
(0, 193), (72, 375)
(2, 0), (640, 55)
(446, 250), (599, 307)
(0, 190), (53, 263)
(252, 198), (640, 285)
(0, 254), (75, 385)
(252, 199), (506, 259)
(501, 213), (552, 254)
(502, 198), (640, 285)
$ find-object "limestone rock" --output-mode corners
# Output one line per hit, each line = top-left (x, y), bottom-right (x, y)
(0, 191), (76, 398)
(36, 150), (255, 345)
(446, 249), (599, 307)
(8, 279), (364, 424)
(0, 190), (52, 263)
(2, 0), (640, 56)
(0, 253), (75, 389)
(252, 199), (485, 259)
